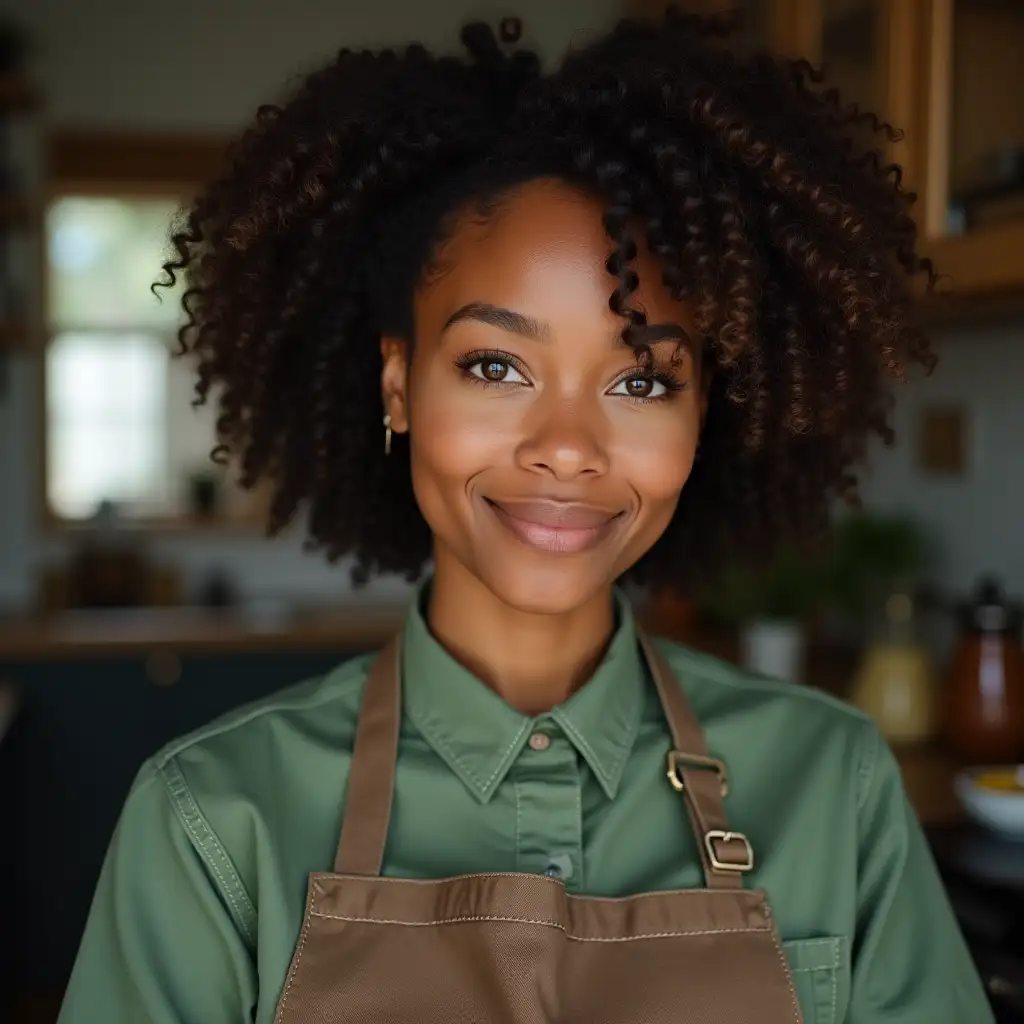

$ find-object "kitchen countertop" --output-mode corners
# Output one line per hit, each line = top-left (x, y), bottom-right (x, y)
(0, 604), (406, 659)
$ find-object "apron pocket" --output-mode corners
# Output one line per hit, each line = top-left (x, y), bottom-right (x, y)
(783, 936), (849, 1024)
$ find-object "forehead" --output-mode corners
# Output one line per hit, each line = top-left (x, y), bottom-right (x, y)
(416, 178), (691, 334)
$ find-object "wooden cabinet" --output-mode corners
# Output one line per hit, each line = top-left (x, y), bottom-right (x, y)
(913, 0), (1024, 296)
(629, 0), (1024, 299)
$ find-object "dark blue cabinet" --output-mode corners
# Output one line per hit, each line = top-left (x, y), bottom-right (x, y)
(0, 646), (365, 1007)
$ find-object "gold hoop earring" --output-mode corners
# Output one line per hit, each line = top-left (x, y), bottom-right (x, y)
(383, 414), (393, 456)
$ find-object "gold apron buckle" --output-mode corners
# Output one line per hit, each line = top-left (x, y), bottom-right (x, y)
(704, 830), (755, 873)
(665, 750), (730, 797)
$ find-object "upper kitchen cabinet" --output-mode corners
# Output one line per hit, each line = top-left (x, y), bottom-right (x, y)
(628, 0), (1024, 300)
(912, 0), (1024, 297)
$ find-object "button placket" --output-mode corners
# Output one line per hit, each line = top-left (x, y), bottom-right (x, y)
(510, 728), (583, 891)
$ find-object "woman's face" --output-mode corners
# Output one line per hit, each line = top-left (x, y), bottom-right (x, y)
(381, 178), (704, 615)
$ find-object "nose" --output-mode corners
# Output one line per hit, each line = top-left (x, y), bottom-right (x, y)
(515, 397), (610, 482)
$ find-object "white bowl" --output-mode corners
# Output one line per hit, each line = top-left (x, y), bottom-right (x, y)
(954, 766), (1024, 840)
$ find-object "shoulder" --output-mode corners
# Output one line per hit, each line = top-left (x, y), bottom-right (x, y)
(651, 637), (880, 802)
(154, 650), (374, 770)
(148, 650), (377, 831)
(653, 635), (871, 730)
(130, 651), (378, 929)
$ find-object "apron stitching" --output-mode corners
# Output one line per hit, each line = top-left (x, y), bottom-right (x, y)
(315, 870), (769, 899)
(315, 870), (768, 895)
(276, 889), (316, 1023)
(765, 912), (803, 1024)
(308, 911), (770, 941)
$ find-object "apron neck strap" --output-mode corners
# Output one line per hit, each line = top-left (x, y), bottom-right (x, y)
(335, 626), (752, 890)
(636, 629), (751, 890)
(333, 636), (401, 876)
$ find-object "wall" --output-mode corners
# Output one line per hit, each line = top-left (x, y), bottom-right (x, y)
(0, 0), (618, 131)
(859, 318), (1024, 602)
(0, 0), (1021, 611)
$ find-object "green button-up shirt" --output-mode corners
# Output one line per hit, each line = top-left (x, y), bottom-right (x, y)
(59, 592), (992, 1024)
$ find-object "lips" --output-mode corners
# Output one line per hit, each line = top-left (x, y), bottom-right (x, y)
(484, 498), (621, 555)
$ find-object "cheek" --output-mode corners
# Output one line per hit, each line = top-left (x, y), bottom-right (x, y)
(611, 403), (699, 506)
(407, 369), (514, 486)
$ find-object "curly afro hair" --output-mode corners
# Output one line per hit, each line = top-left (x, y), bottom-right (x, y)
(160, 10), (935, 592)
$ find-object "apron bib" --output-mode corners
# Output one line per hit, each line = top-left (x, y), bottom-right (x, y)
(275, 629), (804, 1023)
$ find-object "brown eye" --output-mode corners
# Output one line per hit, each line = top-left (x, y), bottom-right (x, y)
(464, 356), (527, 386)
(481, 360), (509, 381)
(624, 376), (653, 398)
(610, 374), (670, 399)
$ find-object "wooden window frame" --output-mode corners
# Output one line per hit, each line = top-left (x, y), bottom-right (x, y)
(37, 130), (263, 534)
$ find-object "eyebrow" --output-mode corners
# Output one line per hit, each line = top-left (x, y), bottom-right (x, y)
(634, 322), (694, 349)
(442, 301), (693, 351)
(443, 303), (551, 341)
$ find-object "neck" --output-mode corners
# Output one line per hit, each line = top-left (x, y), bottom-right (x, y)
(426, 556), (617, 716)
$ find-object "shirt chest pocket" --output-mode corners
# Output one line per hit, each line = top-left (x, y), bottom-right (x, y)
(783, 936), (850, 1024)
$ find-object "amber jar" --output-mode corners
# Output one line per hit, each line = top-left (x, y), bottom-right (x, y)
(943, 578), (1024, 764)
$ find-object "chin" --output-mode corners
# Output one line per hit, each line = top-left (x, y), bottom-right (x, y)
(476, 557), (615, 617)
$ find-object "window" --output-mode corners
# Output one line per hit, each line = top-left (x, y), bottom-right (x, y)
(44, 193), (222, 521)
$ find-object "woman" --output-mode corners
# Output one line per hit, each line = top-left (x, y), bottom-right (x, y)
(60, 13), (991, 1024)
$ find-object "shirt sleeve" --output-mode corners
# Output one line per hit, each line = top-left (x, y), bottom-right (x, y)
(58, 759), (257, 1024)
(850, 724), (994, 1023)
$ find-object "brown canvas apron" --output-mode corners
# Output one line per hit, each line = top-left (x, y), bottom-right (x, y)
(275, 629), (804, 1023)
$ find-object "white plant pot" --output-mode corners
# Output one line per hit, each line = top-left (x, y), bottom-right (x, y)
(740, 619), (805, 684)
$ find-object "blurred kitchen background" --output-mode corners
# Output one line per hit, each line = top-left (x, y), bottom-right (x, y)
(1, 1), (1024, 1021)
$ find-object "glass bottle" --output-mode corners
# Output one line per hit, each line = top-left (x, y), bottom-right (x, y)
(850, 592), (937, 746)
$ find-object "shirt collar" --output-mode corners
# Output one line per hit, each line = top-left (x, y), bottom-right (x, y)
(401, 582), (647, 803)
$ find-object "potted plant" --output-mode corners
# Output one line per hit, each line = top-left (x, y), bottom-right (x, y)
(698, 544), (827, 683)
(825, 512), (931, 631)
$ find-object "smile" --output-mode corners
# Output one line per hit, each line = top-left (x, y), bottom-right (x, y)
(484, 498), (623, 555)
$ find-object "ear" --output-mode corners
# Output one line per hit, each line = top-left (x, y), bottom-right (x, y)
(380, 337), (410, 434)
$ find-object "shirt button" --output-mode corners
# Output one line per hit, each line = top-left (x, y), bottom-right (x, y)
(528, 732), (551, 752)
(543, 854), (574, 882)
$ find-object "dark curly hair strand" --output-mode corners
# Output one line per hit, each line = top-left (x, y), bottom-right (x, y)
(158, 11), (935, 591)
